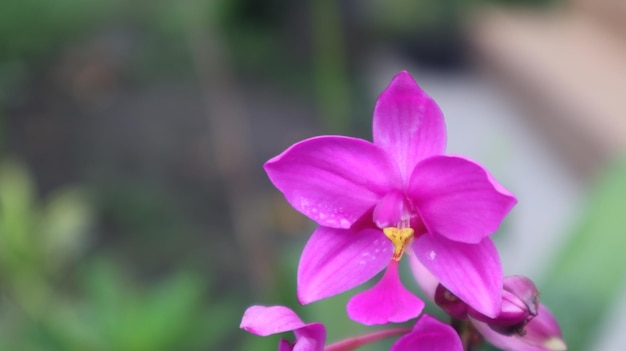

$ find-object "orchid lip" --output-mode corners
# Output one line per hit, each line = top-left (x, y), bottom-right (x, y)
(383, 227), (414, 260)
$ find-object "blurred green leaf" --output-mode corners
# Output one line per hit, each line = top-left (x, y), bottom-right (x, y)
(0, 0), (114, 61)
(0, 159), (37, 272)
(542, 158), (626, 349)
(41, 187), (93, 272)
(0, 157), (238, 350)
(83, 260), (124, 348)
(81, 260), (234, 351)
(40, 304), (104, 351)
(126, 272), (204, 351)
(190, 295), (239, 349)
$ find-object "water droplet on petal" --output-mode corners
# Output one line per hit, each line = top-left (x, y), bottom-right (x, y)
(428, 250), (436, 261)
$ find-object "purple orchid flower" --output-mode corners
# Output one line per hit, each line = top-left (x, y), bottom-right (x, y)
(240, 305), (463, 351)
(240, 305), (326, 351)
(265, 71), (516, 325)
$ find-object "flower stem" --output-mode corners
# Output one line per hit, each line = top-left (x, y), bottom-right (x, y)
(451, 318), (483, 351)
(324, 327), (412, 351)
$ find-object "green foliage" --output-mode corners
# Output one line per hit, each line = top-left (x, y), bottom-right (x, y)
(0, 159), (237, 350)
(42, 187), (94, 272)
(62, 261), (235, 351)
(0, 0), (116, 102)
(0, 159), (92, 280)
(371, 0), (463, 34)
(0, 159), (37, 273)
(542, 158), (626, 349)
(0, 0), (114, 62)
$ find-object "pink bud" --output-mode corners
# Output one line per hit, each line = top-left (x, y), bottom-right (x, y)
(468, 276), (540, 336)
(503, 275), (539, 316)
(471, 304), (567, 351)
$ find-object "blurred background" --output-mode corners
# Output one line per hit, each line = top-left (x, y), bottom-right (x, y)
(1, 0), (626, 350)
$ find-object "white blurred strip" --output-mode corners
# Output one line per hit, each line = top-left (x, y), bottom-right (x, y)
(591, 281), (626, 351)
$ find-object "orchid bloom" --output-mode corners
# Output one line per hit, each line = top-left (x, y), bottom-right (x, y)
(265, 71), (516, 324)
(240, 305), (463, 351)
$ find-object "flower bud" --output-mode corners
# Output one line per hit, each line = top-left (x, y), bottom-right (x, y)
(503, 275), (539, 316)
(471, 304), (567, 351)
(468, 275), (540, 336)
(518, 304), (567, 350)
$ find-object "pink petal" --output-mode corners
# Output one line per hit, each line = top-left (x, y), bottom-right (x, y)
(293, 324), (326, 351)
(372, 189), (407, 228)
(390, 314), (463, 351)
(408, 155), (517, 244)
(472, 305), (567, 351)
(265, 135), (401, 228)
(469, 290), (534, 334)
(346, 260), (424, 325)
(407, 250), (439, 300)
(297, 226), (393, 304)
(373, 71), (446, 183)
(240, 305), (306, 336)
(241, 305), (326, 351)
(414, 235), (503, 318)
(278, 340), (293, 351)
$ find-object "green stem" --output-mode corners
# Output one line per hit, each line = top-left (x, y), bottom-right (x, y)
(452, 318), (483, 351)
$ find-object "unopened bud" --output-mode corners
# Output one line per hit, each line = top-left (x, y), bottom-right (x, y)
(521, 304), (567, 350)
(468, 276), (540, 336)
(470, 304), (567, 351)
(503, 275), (539, 316)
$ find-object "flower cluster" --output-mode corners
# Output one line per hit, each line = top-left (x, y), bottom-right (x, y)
(241, 71), (567, 350)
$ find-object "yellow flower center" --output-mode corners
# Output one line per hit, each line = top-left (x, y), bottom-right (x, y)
(382, 227), (414, 261)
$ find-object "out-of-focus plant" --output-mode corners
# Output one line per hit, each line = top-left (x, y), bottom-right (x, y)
(42, 261), (236, 351)
(0, 0), (113, 61)
(0, 158), (93, 315)
(0, 159), (236, 350)
(541, 157), (626, 349)
(0, 0), (116, 102)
